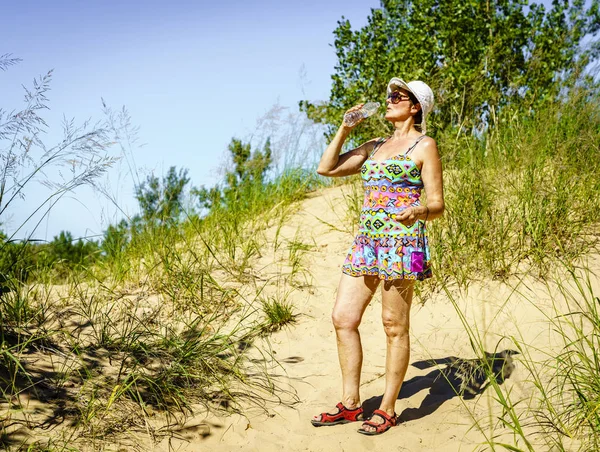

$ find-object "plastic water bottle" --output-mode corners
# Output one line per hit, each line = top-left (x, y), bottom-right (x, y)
(343, 102), (380, 127)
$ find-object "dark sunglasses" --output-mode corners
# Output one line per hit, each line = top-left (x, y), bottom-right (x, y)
(387, 91), (412, 104)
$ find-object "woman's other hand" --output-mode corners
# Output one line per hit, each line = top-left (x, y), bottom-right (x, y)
(396, 207), (424, 226)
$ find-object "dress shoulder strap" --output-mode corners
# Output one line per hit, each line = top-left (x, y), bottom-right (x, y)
(405, 135), (428, 156)
(368, 137), (388, 158)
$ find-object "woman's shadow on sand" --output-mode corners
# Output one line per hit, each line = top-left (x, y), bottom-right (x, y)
(362, 350), (519, 422)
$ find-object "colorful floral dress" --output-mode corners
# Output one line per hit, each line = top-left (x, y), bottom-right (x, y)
(341, 136), (432, 281)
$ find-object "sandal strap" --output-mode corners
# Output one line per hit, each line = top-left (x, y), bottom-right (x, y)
(371, 409), (397, 425)
(339, 402), (362, 411)
(318, 402), (363, 422)
(361, 420), (383, 428)
(333, 402), (345, 413)
(359, 410), (397, 432)
(327, 402), (361, 415)
(359, 420), (389, 434)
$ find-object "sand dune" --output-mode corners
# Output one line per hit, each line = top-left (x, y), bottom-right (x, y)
(145, 184), (597, 452)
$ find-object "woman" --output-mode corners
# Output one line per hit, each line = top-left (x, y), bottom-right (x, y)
(311, 78), (444, 435)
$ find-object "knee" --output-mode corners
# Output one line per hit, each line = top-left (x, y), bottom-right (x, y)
(381, 315), (409, 339)
(332, 308), (362, 331)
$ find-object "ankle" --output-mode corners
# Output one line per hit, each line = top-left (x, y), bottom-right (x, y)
(378, 406), (396, 416)
(342, 398), (361, 409)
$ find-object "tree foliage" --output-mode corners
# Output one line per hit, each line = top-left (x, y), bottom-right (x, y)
(101, 219), (129, 258)
(193, 137), (273, 211)
(134, 166), (191, 224)
(0, 229), (100, 283)
(0, 231), (35, 283)
(301, 0), (600, 143)
(46, 231), (99, 268)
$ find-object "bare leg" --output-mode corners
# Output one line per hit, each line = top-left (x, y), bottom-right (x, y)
(313, 273), (379, 420)
(360, 278), (414, 432)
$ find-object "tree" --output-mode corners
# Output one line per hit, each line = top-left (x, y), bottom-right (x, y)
(134, 166), (191, 224)
(47, 231), (99, 268)
(101, 219), (129, 257)
(193, 138), (273, 211)
(300, 0), (600, 142)
(0, 230), (35, 283)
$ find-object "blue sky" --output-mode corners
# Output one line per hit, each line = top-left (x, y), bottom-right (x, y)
(2, 0), (380, 241)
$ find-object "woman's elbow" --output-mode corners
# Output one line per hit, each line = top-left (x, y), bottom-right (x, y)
(426, 201), (444, 220)
(316, 167), (332, 177)
(435, 202), (445, 218)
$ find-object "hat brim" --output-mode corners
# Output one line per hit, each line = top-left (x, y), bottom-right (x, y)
(387, 77), (411, 95)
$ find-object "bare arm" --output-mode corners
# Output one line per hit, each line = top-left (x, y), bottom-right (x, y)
(316, 125), (378, 177)
(396, 137), (445, 224)
(316, 103), (380, 177)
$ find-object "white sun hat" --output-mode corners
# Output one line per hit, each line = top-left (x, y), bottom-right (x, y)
(387, 77), (435, 134)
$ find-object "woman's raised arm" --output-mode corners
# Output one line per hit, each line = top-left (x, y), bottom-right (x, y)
(316, 128), (378, 177)
(317, 103), (379, 178)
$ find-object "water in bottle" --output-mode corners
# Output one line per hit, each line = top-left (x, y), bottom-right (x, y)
(343, 102), (380, 127)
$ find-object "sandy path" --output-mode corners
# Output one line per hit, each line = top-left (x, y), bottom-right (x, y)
(152, 185), (597, 452)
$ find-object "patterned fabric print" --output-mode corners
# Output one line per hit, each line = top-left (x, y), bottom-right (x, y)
(342, 140), (432, 281)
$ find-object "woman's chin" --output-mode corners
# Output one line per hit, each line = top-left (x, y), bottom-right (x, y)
(385, 112), (410, 123)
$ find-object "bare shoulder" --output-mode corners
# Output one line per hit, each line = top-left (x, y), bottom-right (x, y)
(344, 136), (383, 159)
(421, 136), (439, 152)
(415, 136), (440, 160)
(357, 136), (383, 155)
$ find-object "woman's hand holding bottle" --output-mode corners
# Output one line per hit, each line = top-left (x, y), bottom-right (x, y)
(342, 102), (380, 128)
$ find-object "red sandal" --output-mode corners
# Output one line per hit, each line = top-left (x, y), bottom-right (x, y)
(357, 409), (397, 435)
(311, 402), (363, 427)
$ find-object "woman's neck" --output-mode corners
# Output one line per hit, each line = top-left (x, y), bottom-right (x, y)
(390, 120), (420, 139)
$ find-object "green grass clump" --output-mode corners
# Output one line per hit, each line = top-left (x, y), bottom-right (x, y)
(261, 296), (298, 333)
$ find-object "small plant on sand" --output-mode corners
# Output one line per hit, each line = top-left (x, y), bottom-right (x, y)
(260, 295), (297, 333)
